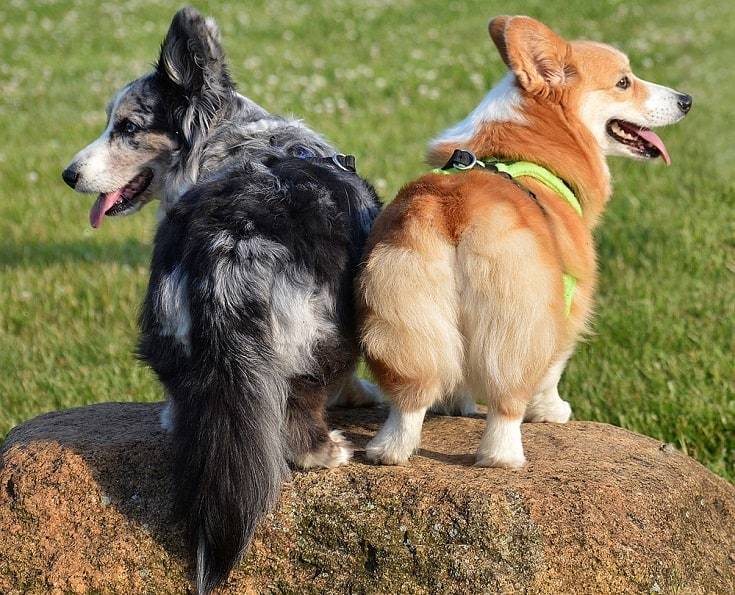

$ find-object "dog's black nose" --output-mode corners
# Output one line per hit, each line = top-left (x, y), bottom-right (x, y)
(62, 166), (80, 189)
(677, 93), (693, 114)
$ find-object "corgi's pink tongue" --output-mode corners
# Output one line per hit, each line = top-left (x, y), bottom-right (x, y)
(89, 190), (122, 229)
(636, 128), (671, 165)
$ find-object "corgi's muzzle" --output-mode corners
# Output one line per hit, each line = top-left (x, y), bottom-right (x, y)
(604, 89), (692, 165)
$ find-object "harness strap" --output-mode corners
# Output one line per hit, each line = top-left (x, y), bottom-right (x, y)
(485, 159), (582, 216)
(434, 148), (581, 316)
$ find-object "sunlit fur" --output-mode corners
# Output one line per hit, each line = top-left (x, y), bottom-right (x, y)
(359, 15), (691, 468)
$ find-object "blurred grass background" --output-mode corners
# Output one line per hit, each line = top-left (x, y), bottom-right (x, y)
(0, 0), (733, 480)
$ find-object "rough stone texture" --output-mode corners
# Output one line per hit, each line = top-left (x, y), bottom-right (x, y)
(1, 403), (734, 595)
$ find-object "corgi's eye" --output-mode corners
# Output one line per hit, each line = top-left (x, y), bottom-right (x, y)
(122, 120), (140, 134)
(616, 76), (631, 90)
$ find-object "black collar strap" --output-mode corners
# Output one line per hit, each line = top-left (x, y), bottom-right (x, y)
(288, 143), (357, 173)
(329, 153), (357, 172)
(310, 153), (357, 173)
(440, 148), (542, 208)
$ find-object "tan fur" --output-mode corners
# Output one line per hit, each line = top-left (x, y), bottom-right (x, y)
(360, 15), (690, 467)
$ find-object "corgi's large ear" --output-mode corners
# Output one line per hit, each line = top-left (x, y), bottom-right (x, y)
(156, 7), (234, 144)
(489, 16), (575, 98)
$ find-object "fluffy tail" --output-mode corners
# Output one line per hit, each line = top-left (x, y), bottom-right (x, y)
(173, 349), (288, 594)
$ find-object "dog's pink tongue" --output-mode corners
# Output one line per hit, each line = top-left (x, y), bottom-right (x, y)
(89, 190), (122, 228)
(637, 128), (671, 165)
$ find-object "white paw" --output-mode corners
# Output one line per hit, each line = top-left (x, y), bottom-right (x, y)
(326, 430), (353, 467)
(159, 402), (174, 433)
(457, 398), (478, 417)
(475, 451), (527, 469)
(295, 430), (353, 469)
(365, 408), (425, 465)
(476, 416), (526, 469)
(429, 395), (477, 417)
(524, 397), (572, 423)
(365, 436), (413, 465)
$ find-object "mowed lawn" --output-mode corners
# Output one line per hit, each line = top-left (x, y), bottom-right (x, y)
(1, 0), (733, 480)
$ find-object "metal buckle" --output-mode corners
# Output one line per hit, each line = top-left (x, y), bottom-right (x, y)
(331, 153), (350, 171)
(452, 150), (480, 170)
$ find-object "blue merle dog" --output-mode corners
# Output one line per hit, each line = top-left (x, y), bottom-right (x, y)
(63, 8), (381, 593)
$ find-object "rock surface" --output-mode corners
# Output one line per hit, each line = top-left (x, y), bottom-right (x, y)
(1, 402), (734, 594)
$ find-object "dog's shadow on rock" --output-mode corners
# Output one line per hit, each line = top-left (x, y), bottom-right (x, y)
(333, 407), (479, 467)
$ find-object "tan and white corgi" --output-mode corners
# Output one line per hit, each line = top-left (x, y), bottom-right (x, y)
(358, 15), (692, 468)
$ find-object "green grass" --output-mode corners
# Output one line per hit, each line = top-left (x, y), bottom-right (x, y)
(0, 0), (732, 481)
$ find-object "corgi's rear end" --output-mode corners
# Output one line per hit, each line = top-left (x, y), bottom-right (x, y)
(359, 15), (691, 468)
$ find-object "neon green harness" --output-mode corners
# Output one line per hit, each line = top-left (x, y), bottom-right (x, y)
(433, 152), (581, 316)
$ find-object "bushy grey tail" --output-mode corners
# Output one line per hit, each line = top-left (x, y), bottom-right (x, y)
(172, 347), (288, 595)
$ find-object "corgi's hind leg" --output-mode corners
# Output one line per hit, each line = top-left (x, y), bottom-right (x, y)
(364, 379), (444, 465)
(475, 393), (529, 469)
(457, 225), (558, 469)
(524, 351), (573, 423)
(361, 233), (463, 465)
(287, 382), (353, 469)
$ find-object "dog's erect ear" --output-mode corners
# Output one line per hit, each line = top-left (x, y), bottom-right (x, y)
(156, 7), (234, 143)
(489, 16), (575, 98)
(158, 6), (231, 92)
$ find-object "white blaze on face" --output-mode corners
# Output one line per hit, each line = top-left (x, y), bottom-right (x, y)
(66, 86), (136, 194)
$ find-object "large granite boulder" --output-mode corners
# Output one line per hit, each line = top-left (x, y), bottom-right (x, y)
(1, 403), (733, 594)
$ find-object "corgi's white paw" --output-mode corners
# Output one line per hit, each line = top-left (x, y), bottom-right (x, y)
(524, 396), (572, 423)
(365, 435), (414, 466)
(327, 376), (384, 409)
(355, 378), (384, 406)
(365, 407), (426, 465)
(430, 393), (477, 417)
(475, 450), (527, 469)
(476, 416), (526, 469)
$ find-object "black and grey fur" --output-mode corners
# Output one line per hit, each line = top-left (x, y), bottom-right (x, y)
(62, 6), (383, 405)
(65, 7), (380, 594)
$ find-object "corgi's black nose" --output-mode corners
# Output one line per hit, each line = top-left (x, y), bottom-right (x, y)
(62, 166), (79, 189)
(677, 93), (693, 114)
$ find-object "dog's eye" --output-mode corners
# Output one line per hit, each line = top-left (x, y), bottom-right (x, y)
(122, 120), (140, 134)
(292, 144), (316, 159)
(616, 76), (631, 90)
